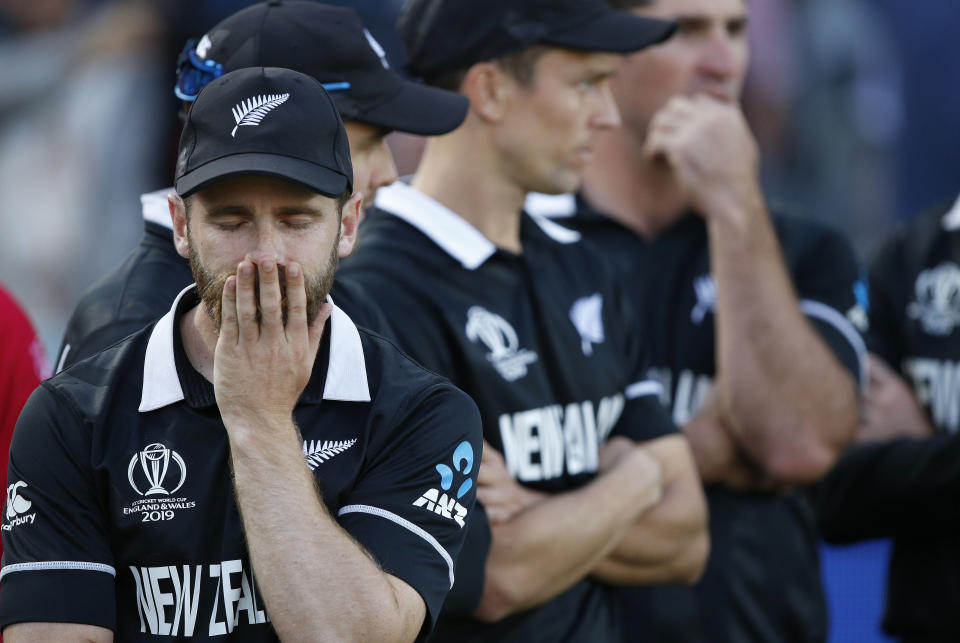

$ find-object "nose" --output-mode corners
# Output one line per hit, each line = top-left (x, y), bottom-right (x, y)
(698, 27), (738, 83)
(370, 139), (399, 192)
(250, 223), (283, 266)
(590, 80), (622, 130)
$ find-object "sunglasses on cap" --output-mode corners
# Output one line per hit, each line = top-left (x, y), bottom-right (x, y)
(174, 40), (224, 102)
(173, 39), (355, 102)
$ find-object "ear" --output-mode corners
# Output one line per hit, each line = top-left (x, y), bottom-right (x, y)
(461, 62), (513, 124)
(337, 192), (362, 258)
(169, 193), (191, 259)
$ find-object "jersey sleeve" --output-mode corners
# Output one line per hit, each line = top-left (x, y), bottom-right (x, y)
(336, 385), (483, 638)
(816, 435), (960, 542)
(606, 273), (678, 443)
(790, 223), (868, 388)
(865, 232), (907, 370)
(439, 502), (491, 616)
(0, 384), (116, 632)
(57, 318), (151, 373)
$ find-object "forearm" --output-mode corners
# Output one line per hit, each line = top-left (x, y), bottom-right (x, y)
(817, 436), (960, 543)
(708, 206), (858, 482)
(4, 622), (113, 643)
(592, 436), (708, 585)
(228, 420), (421, 643)
(476, 457), (659, 622)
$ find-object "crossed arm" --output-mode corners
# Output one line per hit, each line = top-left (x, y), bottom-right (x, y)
(474, 431), (707, 622)
(472, 440), (664, 622)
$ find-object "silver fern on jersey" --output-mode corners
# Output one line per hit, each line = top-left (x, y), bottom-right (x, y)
(302, 438), (357, 471)
(231, 93), (290, 137)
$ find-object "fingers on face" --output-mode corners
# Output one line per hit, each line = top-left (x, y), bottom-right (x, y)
(236, 260), (259, 343)
(284, 261), (308, 339)
(219, 275), (238, 343)
(257, 257), (282, 337)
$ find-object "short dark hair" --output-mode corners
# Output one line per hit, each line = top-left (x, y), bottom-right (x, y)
(425, 45), (552, 92)
(605, 0), (654, 10)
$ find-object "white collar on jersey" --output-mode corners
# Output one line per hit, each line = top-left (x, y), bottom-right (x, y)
(139, 285), (371, 412)
(524, 192), (578, 219)
(141, 187), (175, 230)
(942, 192), (960, 231)
(374, 181), (580, 271)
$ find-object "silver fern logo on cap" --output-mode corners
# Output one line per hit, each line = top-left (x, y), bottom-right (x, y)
(231, 93), (290, 138)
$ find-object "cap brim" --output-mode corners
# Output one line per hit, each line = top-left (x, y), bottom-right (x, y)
(176, 153), (350, 198)
(355, 80), (469, 136)
(544, 12), (676, 53)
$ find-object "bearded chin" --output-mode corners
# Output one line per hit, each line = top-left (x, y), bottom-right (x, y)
(189, 246), (337, 332)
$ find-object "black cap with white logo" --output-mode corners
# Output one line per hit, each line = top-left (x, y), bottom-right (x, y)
(175, 66), (352, 198)
(185, 0), (468, 135)
(399, 0), (677, 78)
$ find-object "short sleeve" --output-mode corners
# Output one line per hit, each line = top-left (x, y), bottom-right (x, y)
(790, 224), (868, 388)
(0, 384), (116, 631)
(336, 386), (483, 637)
(612, 391), (678, 443)
(439, 502), (491, 616)
(865, 233), (907, 370)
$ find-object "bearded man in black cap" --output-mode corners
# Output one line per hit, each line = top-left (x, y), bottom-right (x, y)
(0, 67), (482, 643)
(55, 1), (467, 372)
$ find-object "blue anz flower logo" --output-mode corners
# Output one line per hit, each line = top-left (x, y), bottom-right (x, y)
(413, 441), (475, 528)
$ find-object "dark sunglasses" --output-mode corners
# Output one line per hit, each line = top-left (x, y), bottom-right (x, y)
(174, 40), (224, 102)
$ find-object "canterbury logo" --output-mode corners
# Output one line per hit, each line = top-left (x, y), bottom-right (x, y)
(231, 93), (290, 138)
(302, 439), (357, 471)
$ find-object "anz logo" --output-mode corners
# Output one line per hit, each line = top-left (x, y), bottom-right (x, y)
(413, 441), (475, 528)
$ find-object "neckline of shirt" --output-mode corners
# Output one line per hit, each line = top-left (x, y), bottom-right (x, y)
(373, 182), (581, 271)
(139, 285), (371, 412)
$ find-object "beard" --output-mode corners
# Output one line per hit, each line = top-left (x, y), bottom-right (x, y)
(189, 237), (338, 331)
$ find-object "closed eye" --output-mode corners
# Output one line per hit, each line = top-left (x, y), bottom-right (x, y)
(213, 220), (246, 231)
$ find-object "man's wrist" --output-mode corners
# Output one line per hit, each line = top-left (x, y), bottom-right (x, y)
(221, 412), (298, 446)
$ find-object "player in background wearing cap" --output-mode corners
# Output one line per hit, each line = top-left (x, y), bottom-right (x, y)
(54, 1), (467, 372)
(817, 192), (960, 640)
(0, 67), (482, 643)
(524, 0), (864, 640)
(336, 1), (707, 641)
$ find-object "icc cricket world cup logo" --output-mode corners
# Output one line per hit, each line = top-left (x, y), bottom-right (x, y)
(128, 443), (187, 496)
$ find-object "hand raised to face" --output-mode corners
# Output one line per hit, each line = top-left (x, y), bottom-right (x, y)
(213, 255), (331, 434)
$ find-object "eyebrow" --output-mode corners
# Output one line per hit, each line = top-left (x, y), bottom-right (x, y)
(202, 204), (327, 218)
(274, 205), (327, 217)
(204, 205), (252, 218)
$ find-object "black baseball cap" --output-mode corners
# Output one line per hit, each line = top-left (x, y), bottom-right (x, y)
(177, 0), (468, 135)
(175, 67), (352, 199)
(399, 0), (677, 78)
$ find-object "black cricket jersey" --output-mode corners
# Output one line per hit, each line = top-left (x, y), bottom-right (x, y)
(56, 189), (194, 373)
(1, 285), (482, 641)
(57, 189), (392, 373)
(526, 192), (866, 643)
(817, 197), (960, 640)
(337, 182), (678, 643)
